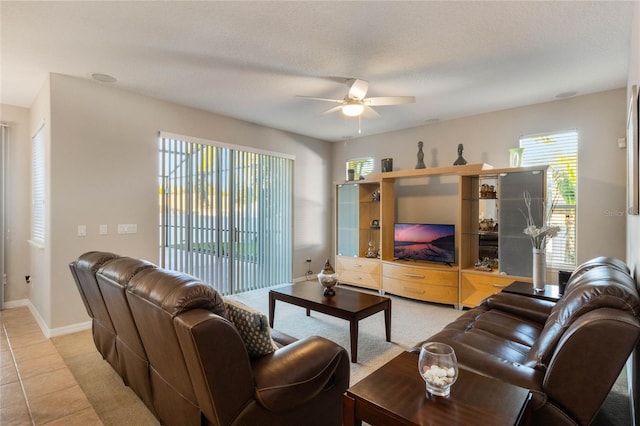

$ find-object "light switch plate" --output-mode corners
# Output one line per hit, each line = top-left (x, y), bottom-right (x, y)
(99, 224), (108, 235)
(117, 224), (137, 234)
(77, 225), (87, 237)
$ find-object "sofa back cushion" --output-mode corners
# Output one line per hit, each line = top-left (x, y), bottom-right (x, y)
(126, 268), (226, 426)
(96, 256), (157, 411)
(526, 266), (640, 370)
(69, 251), (120, 370)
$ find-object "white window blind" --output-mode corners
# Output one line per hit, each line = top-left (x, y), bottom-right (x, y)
(31, 125), (45, 244)
(159, 133), (293, 295)
(520, 130), (578, 267)
(346, 157), (374, 180)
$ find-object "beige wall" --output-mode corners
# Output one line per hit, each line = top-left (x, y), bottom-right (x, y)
(5, 73), (333, 333)
(332, 89), (628, 267)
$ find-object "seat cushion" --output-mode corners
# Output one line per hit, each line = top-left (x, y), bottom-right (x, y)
(224, 298), (279, 357)
(428, 305), (543, 367)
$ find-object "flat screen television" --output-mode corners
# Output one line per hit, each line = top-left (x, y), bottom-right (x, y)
(393, 223), (455, 265)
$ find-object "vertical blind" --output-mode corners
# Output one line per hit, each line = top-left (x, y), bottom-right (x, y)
(31, 124), (45, 244)
(520, 130), (578, 267)
(159, 133), (293, 295)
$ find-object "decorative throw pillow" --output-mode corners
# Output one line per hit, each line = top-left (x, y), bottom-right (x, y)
(223, 298), (279, 357)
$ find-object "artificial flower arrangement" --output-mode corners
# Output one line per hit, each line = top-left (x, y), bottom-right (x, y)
(521, 191), (561, 250)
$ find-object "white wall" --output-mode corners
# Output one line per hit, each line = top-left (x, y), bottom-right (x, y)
(625, 4), (640, 422)
(332, 89), (628, 266)
(0, 104), (31, 303)
(627, 0), (640, 281)
(27, 76), (52, 328)
(5, 73), (333, 332)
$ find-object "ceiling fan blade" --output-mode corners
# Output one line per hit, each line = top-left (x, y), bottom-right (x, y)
(365, 96), (416, 106)
(296, 95), (343, 103)
(322, 105), (344, 115)
(347, 79), (369, 101)
(361, 105), (380, 118)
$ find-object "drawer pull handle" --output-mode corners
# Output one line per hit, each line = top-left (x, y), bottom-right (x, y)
(404, 273), (425, 279)
(404, 287), (425, 294)
(354, 264), (362, 268)
(492, 284), (507, 288)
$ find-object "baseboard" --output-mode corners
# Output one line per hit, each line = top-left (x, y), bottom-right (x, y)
(2, 298), (91, 338)
(3, 298), (31, 309)
(292, 275), (317, 283)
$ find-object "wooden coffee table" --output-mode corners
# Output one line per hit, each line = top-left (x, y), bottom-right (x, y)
(343, 351), (531, 425)
(268, 284), (391, 363)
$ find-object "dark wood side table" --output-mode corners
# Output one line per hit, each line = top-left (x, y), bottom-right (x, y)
(501, 281), (561, 302)
(343, 351), (531, 425)
(268, 284), (391, 363)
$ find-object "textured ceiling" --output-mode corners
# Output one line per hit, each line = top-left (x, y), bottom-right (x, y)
(0, 1), (633, 142)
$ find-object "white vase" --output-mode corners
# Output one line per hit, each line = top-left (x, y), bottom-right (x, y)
(533, 248), (546, 291)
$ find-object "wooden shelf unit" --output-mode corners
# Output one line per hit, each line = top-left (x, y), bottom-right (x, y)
(334, 164), (546, 308)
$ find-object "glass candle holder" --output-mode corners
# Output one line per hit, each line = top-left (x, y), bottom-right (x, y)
(418, 342), (458, 397)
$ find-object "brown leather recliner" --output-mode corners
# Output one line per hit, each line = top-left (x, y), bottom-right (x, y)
(71, 252), (350, 426)
(415, 257), (640, 425)
(69, 251), (120, 371)
(95, 257), (157, 414)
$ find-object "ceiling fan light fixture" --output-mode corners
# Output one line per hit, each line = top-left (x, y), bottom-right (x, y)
(342, 102), (364, 117)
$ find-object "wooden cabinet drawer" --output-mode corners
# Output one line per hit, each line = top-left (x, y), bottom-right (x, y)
(382, 262), (457, 287)
(381, 262), (458, 306)
(336, 257), (381, 290)
(339, 270), (381, 290)
(383, 277), (458, 305)
(460, 272), (518, 308)
(337, 257), (381, 275)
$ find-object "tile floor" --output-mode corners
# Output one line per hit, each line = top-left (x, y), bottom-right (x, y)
(1, 306), (102, 425)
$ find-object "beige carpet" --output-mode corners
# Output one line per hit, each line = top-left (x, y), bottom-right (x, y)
(52, 283), (631, 425)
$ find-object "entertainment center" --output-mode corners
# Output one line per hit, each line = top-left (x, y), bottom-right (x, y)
(335, 163), (547, 308)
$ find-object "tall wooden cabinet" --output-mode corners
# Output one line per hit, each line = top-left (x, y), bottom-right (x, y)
(335, 164), (547, 308)
(336, 182), (384, 290)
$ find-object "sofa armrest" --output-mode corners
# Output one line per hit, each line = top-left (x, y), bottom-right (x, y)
(252, 336), (349, 412)
(484, 292), (555, 324)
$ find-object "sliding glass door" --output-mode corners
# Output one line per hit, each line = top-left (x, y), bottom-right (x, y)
(159, 133), (293, 295)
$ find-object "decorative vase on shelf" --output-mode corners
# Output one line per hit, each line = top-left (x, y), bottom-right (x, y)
(318, 259), (339, 296)
(532, 248), (546, 292)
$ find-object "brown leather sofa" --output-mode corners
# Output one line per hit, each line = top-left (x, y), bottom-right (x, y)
(414, 257), (640, 425)
(70, 251), (350, 426)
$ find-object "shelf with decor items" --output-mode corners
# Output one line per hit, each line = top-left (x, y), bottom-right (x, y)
(335, 164), (547, 307)
(336, 181), (385, 290)
(459, 166), (547, 308)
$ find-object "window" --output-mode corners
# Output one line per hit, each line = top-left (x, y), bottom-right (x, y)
(31, 124), (45, 244)
(346, 157), (373, 180)
(520, 130), (577, 267)
(159, 133), (293, 295)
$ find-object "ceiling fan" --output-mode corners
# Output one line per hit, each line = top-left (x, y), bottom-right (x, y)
(297, 78), (415, 118)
